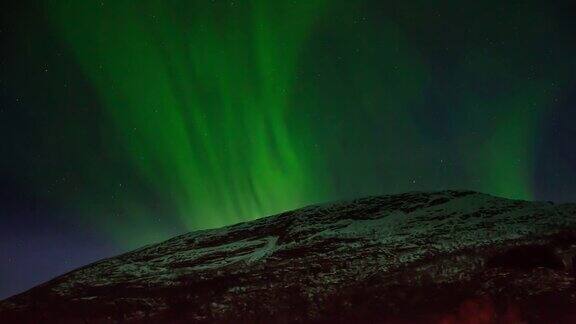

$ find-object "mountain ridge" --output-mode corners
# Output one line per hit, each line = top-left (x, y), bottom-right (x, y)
(2, 190), (576, 323)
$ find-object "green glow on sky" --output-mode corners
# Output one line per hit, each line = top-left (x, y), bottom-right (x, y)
(48, 1), (331, 241)
(30, 0), (564, 247)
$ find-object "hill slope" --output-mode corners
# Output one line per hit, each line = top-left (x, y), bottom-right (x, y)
(2, 190), (576, 323)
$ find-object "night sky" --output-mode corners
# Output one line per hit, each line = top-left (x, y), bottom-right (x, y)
(1, 0), (576, 299)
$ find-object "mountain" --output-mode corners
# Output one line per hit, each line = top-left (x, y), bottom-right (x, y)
(2, 190), (576, 323)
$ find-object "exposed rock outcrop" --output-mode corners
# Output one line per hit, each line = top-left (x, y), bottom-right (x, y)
(2, 190), (576, 323)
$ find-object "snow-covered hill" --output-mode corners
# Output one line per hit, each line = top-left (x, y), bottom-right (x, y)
(2, 190), (576, 323)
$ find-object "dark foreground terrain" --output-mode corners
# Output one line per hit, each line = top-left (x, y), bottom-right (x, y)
(2, 190), (576, 323)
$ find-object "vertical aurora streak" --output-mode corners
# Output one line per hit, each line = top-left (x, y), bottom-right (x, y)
(48, 1), (331, 239)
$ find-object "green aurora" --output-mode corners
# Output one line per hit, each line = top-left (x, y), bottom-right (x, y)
(6, 0), (572, 247)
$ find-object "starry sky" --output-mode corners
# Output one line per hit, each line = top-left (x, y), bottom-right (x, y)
(1, 0), (576, 299)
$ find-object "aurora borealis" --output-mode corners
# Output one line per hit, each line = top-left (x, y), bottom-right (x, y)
(1, 0), (576, 298)
(48, 0), (332, 238)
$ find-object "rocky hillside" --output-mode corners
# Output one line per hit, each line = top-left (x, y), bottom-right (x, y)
(2, 190), (576, 323)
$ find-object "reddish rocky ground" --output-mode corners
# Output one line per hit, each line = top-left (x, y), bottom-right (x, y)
(2, 190), (576, 323)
